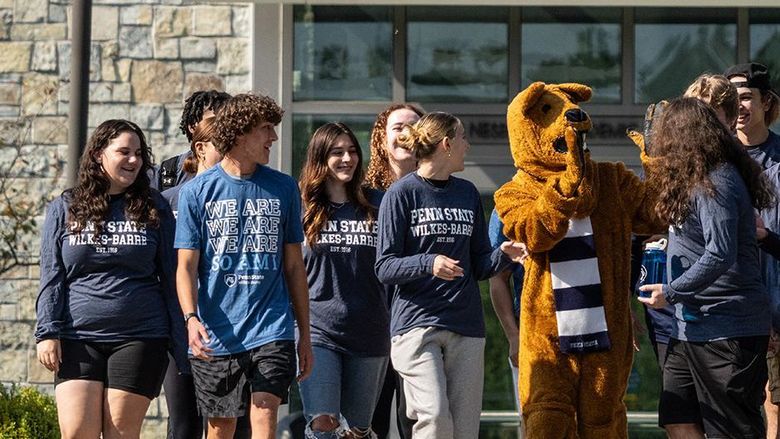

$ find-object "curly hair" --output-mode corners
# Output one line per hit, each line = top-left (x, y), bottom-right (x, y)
(68, 119), (159, 235)
(212, 93), (283, 155)
(365, 104), (424, 189)
(683, 74), (738, 123)
(179, 90), (231, 142)
(299, 122), (376, 247)
(396, 112), (460, 160)
(182, 116), (217, 175)
(649, 98), (774, 225)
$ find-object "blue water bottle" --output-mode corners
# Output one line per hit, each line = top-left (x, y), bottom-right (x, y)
(637, 239), (667, 298)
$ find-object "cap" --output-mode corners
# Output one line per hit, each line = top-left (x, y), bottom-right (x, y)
(724, 62), (776, 94)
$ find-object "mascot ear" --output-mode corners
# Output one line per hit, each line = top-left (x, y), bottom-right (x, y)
(516, 82), (547, 116)
(558, 83), (592, 103)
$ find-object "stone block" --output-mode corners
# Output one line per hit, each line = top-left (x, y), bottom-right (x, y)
(183, 60), (216, 73)
(180, 37), (215, 60)
(225, 74), (250, 94)
(0, 82), (19, 105)
(87, 104), (129, 127)
(232, 6), (250, 37)
(0, 0), (11, 8)
(2, 144), (64, 177)
(13, 0), (46, 23)
(184, 73), (224, 98)
(119, 26), (152, 59)
(27, 349), (54, 383)
(0, 42), (31, 73)
(0, 105), (18, 116)
(102, 40), (119, 59)
(0, 9), (12, 40)
(130, 104), (165, 131)
(140, 417), (166, 438)
(49, 3), (66, 22)
(145, 399), (159, 417)
(154, 6), (189, 38)
(89, 82), (113, 102)
(31, 116), (67, 144)
(131, 60), (182, 104)
(154, 37), (178, 59)
(11, 23), (67, 40)
(0, 349), (27, 381)
(216, 40), (248, 75)
(31, 42), (57, 72)
(116, 58), (132, 82)
(0, 118), (28, 146)
(18, 285), (35, 321)
(101, 58), (117, 82)
(22, 73), (58, 116)
(0, 321), (33, 348)
(0, 304), (16, 320)
(192, 6), (231, 36)
(121, 5), (152, 26)
(112, 82), (131, 102)
(91, 6), (119, 40)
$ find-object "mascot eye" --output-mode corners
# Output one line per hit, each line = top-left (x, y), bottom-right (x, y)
(541, 104), (552, 113)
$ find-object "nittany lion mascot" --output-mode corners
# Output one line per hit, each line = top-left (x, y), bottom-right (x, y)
(494, 82), (663, 438)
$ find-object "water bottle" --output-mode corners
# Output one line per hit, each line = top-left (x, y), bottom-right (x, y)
(637, 239), (667, 298)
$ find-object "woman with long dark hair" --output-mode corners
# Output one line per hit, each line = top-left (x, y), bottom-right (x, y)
(298, 122), (388, 438)
(639, 97), (775, 438)
(35, 119), (187, 438)
(375, 112), (524, 439)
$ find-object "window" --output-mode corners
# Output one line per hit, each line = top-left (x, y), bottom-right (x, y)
(293, 6), (393, 101)
(291, 114), (376, 178)
(634, 8), (737, 104)
(406, 7), (509, 103)
(750, 9), (780, 92)
(522, 8), (622, 104)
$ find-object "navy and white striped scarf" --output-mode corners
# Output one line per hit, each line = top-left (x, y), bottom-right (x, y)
(549, 217), (610, 354)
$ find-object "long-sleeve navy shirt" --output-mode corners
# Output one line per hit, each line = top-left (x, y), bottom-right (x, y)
(35, 191), (189, 371)
(375, 173), (510, 338)
(663, 163), (770, 342)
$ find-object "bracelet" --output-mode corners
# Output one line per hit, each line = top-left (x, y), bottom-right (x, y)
(184, 312), (199, 325)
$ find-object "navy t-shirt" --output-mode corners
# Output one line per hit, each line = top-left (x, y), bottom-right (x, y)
(487, 209), (523, 319)
(303, 189), (389, 357)
(745, 130), (780, 170)
(35, 191), (188, 368)
(174, 164), (304, 356)
(375, 172), (510, 338)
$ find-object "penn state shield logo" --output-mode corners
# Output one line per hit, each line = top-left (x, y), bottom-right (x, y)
(224, 274), (237, 288)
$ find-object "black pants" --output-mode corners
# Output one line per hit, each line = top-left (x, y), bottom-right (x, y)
(372, 362), (414, 439)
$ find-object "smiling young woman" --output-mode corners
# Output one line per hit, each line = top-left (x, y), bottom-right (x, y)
(297, 122), (389, 439)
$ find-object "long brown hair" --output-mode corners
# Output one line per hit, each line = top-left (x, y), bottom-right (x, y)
(299, 122), (376, 246)
(365, 104), (424, 189)
(650, 97), (774, 224)
(183, 116), (217, 174)
(68, 119), (159, 234)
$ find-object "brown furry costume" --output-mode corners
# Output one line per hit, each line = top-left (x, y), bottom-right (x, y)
(494, 82), (663, 438)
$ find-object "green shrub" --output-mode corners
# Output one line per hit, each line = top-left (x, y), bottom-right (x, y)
(0, 385), (59, 439)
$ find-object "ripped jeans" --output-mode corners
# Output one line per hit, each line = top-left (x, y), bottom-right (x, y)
(299, 346), (389, 439)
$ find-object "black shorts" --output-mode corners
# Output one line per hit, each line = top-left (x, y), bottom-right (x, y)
(56, 338), (169, 399)
(659, 336), (768, 438)
(190, 340), (296, 418)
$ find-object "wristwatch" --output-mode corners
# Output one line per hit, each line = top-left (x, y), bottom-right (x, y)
(184, 312), (200, 326)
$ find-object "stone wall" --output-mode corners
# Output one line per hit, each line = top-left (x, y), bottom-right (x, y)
(0, 0), (252, 435)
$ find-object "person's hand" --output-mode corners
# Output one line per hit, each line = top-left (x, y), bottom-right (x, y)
(757, 214), (769, 241)
(500, 241), (528, 263)
(560, 127), (586, 196)
(187, 318), (213, 360)
(296, 335), (314, 382)
(432, 255), (464, 281)
(508, 338), (519, 367)
(769, 329), (780, 356)
(637, 284), (668, 309)
(36, 339), (61, 372)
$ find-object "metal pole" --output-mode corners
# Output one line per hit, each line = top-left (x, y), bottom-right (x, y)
(66, 0), (92, 187)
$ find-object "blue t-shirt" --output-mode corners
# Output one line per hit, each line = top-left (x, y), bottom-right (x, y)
(375, 173), (511, 338)
(487, 209), (523, 319)
(303, 189), (389, 357)
(174, 164), (304, 356)
(161, 184), (182, 219)
(746, 130), (780, 170)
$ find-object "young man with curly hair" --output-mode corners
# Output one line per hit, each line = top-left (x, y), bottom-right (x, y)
(174, 93), (313, 439)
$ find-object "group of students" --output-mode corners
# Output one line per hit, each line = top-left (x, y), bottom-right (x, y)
(33, 88), (523, 439)
(33, 61), (780, 439)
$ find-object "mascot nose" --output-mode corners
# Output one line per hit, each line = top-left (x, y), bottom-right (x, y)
(564, 109), (589, 123)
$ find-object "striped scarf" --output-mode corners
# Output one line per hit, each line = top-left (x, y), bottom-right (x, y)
(549, 217), (610, 354)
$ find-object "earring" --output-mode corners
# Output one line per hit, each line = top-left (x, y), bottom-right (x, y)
(447, 149), (451, 157)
